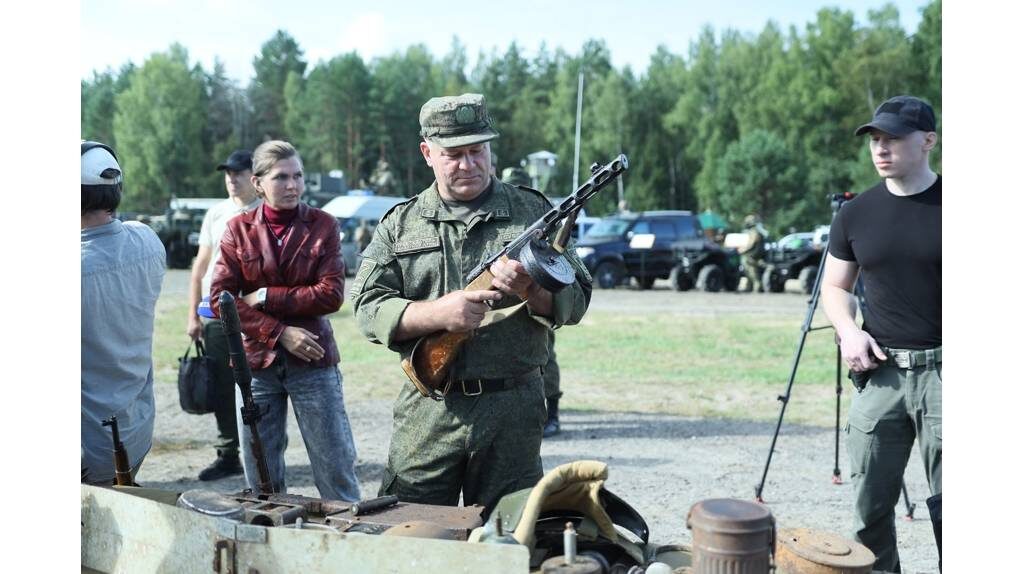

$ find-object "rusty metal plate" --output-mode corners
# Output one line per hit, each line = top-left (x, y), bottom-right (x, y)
(326, 501), (486, 540)
(775, 528), (874, 574)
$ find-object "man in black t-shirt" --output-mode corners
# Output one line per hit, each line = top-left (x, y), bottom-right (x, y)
(821, 95), (941, 573)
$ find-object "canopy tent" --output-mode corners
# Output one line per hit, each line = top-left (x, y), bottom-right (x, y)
(698, 210), (729, 231)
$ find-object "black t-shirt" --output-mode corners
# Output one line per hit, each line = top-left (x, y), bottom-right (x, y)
(829, 176), (941, 349)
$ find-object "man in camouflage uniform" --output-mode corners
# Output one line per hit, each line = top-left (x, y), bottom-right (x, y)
(351, 94), (592, 515)
(739, 214), (767, 292)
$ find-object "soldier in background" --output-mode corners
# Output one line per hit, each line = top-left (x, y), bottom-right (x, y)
(353, 220), (372, 254)
(739, 214), (767, 292)
(501, 166), (530, 187)
(369, 158), (396, 196)
(352, 93), (592, 515)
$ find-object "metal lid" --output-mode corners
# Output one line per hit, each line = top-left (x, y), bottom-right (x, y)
(686, 498), (773, 533)
(176, 489), (245, 520)
(775, 528), (875, 572)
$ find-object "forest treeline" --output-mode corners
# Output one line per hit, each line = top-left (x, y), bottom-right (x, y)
(81, 1), (940, 233)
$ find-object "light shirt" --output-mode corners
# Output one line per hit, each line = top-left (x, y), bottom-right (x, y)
(199, 196), (262, 297)
(81, 219), (166, 482)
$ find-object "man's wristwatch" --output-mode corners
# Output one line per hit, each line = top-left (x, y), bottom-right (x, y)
(255, 287), (267, 310)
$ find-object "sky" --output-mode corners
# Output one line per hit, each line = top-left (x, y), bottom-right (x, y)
(81, 0), (931, 83)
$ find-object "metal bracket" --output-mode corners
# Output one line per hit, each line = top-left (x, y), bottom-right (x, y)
(214, 520), (268, 573)
(213, 539), (235, 574)
(216, 519), (269, 544)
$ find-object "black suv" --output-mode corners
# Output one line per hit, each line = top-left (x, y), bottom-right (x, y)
(575, 211), (706, 289)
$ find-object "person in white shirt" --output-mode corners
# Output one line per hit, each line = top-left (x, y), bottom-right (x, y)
(186, 149), (262, 481)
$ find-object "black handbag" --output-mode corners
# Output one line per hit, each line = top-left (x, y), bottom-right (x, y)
(177, 339), (217, 415)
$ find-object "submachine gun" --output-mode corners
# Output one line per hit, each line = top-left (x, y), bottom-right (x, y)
(402, 154), (629, 400)
(219, 291), (275, 494)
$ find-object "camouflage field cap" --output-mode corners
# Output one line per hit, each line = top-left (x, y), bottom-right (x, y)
(419, 93), (500, 148)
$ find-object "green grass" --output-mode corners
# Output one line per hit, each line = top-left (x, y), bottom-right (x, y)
(154, 297), (848, 428)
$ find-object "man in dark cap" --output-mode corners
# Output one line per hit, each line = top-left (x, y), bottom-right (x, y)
(186, 150), (262, 481)
(351, 94), (592, 515)
(820, 96), (941, 572)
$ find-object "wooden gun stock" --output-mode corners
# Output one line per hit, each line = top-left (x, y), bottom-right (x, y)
(102, 416), (138, 487)
(402, 258), (529, 400)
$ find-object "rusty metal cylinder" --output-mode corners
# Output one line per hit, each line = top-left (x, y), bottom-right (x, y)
(774, 528), (874, 573)
(686, 498), (775, 574)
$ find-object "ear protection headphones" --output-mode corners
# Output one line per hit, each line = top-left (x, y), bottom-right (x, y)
(81, 141), (122, 187)
(81, 140), (117, 159)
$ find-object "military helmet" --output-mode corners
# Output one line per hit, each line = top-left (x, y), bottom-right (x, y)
(501, 166), (531, 187)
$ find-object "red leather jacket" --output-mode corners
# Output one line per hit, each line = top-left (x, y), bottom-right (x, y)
(211, 203), (344, 371)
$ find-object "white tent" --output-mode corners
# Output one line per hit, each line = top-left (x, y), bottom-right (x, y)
(321, 195), (405, 221)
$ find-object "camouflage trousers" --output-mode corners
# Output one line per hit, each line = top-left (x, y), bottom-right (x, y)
(847, 348), (942, 573)
(742, 255), (764, 292)
(543, 331), (561, 401)
(379, 371), (547, 516)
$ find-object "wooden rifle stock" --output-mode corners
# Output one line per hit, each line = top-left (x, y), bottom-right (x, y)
(401, 267), (502, 399)
(102, 416), (137, 486)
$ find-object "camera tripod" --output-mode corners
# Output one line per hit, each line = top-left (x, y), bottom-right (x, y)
(753, 193), (915, 520)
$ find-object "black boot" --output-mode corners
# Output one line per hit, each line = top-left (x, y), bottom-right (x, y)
(927, 493), (941, 571)
(543, 397), (560, 438)
(198, 452), (243, 481)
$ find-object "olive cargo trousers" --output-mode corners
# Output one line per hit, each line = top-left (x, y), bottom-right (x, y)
(847, 347), (942, 573)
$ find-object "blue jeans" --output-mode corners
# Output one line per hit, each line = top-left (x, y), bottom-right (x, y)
(235, 362), (361, 502)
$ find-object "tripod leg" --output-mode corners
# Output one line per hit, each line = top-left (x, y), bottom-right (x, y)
(832, 344), (843, 485)
(754, 242), (831, 503)
(901, 481), (916, 520)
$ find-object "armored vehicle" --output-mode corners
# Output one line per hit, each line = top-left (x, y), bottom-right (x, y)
(762, 232), (822, 294)
(668, 242), (743, 293)
(148, 197), (221, 269)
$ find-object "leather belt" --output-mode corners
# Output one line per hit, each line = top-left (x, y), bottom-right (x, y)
(449, 367), (541, 397)
(883, 346), (942, 369)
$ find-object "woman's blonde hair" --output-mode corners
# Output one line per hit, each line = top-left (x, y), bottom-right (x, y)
(252, 140), (302, 178)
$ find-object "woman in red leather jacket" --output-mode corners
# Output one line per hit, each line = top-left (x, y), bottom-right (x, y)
(211, 140), (360, 501)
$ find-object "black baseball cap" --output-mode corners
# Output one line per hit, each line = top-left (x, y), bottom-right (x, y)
(855, 96), (936, 137)
(216, 149), (253, 172)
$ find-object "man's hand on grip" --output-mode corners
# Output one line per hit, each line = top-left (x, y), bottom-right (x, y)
(436, 289), (502, 332)
(839, 327), (888, 372)
(489, 258), (535, 298)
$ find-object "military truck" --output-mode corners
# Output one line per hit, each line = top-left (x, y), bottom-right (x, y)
(301, 170), (348, 208)
(148, 197), (220, 269)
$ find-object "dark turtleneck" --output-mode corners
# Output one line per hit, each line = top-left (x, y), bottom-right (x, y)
(262, 203), (298, 253)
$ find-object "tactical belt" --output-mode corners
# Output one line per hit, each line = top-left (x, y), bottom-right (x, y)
(448, 367), (541, 397)
(883, 346), (942, 369)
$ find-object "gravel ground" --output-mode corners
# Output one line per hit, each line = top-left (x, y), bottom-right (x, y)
(139, 271), (939, 573)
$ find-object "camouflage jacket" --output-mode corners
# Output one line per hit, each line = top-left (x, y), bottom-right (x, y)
(351, 177), (592, 379)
